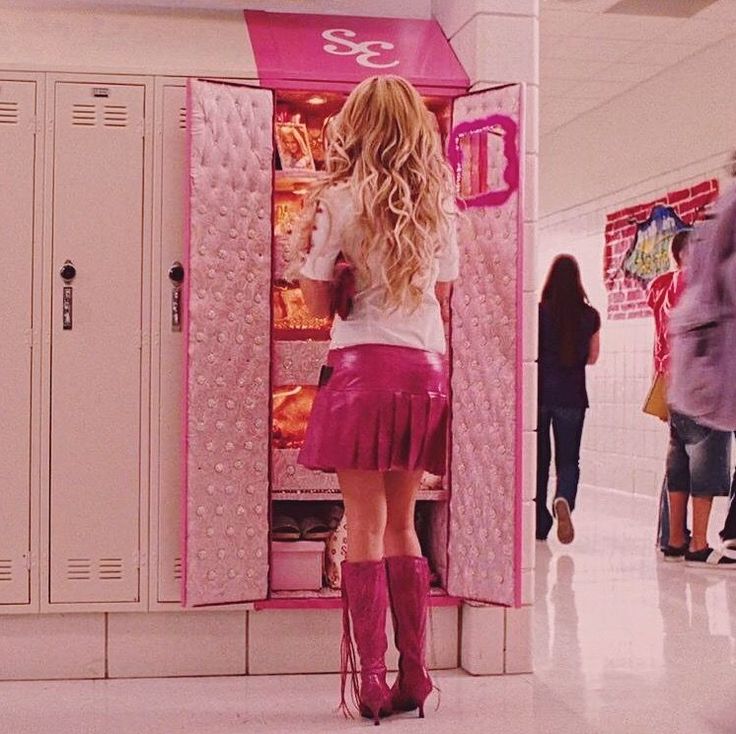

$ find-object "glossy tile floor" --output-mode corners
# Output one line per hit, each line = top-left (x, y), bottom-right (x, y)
(4, 490), (736, 733)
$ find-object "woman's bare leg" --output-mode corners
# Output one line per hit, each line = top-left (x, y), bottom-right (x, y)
(338, 469), (387, 562)
(384, 470), (424, 557)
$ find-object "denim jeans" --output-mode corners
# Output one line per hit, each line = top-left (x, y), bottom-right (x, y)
(536, 406), (586, 540)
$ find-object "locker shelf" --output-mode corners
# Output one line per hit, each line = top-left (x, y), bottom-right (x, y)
(272, 329), (331, 342)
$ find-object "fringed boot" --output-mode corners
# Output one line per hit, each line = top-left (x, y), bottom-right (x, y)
(340, 560), (393, 725)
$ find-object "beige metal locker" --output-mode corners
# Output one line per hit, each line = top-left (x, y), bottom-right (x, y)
(0, 79), (37, 605)
(49, 81), (145, 604)
(154, 82), (187, 603)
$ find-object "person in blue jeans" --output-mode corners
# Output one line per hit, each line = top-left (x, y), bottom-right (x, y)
(536, 255), (601, 544)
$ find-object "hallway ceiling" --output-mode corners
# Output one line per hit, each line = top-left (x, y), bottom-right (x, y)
(5, 0), (735, 143)
(540, 0), (736, 136)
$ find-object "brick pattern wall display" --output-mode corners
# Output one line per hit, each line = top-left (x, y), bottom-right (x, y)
(603, 179), (720, 320)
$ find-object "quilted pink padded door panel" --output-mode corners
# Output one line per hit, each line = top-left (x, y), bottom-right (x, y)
(183, 80), (273, 607)
(447, 85), (523, 607)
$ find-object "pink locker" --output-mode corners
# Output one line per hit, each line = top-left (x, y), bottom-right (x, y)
(184, 77), (524, 610)
(47, 79), (150, 605)
(0, 78), (39, 606)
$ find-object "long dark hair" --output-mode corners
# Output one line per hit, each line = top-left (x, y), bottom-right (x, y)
(541, 255), (590, 367)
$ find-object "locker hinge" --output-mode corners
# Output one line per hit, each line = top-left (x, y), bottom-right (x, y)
(24, 554), (32, 571)
(24, 328), (33, 349)
(31, 116), (41, 135)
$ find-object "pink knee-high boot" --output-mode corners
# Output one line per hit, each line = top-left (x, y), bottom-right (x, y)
(386, 555), (433, 717)
(340, 560), (393, 725)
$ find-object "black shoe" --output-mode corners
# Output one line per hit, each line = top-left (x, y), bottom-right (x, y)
(684, 546), (736, 569)
(661, 543), (688, 562)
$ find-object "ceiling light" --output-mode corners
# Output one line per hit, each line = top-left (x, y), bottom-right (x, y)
(306, 96), (327, 106)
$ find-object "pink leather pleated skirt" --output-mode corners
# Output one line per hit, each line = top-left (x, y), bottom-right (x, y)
(298, 344), (449, 476)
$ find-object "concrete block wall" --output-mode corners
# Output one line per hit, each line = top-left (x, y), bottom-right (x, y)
(435, 0), (539, 675)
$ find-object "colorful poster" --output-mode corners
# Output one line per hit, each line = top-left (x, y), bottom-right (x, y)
(603, 179), (719, 320)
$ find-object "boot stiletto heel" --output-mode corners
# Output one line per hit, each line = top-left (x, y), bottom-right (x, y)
(386, 555), (434, 716)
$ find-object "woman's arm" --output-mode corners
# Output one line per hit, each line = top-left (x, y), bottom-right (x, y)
(300, 278), (333, 320)
(587, 331), (600, 365)
(435, 281), (453, 324)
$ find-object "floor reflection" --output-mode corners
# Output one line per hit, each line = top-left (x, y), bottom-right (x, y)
(533, 490), (736, 733)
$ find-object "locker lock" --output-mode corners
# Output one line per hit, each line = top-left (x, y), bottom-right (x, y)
(169, 262), (185, 286)
(60, 260), (76, 283)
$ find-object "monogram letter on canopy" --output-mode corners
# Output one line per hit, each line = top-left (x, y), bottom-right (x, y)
(322, 28), (400, 69)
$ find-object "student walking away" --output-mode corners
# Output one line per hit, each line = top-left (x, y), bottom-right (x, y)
(645, 231), (690, 553)
(292, 76), (458, 723)
(666, 184), (736, 568)
(536, 255), (600, 544)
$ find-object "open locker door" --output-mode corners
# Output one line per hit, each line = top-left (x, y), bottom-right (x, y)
(447, 84), (524, 608)
(183, 80), (274, 607)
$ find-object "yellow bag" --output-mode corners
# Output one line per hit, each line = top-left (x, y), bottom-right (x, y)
(643, 373), (668, 422)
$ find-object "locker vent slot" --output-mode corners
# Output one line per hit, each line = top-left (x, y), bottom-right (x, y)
(178, 107), (187, 130)
(67, 558), (92, 580)
(72, 104), (97, 127)
(103, 105), (128, 128)
(0, 101), (19, 125)
(174, 557), (182, 580)
(99, 558), (124, 580)
(0, 559), (12, 582)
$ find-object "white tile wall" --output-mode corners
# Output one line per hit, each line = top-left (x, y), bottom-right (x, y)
(248, 606), (458, 675)
(523, 361), (538, 431)
(461, 603), (505, 675)
(0, 614), (105, 680)
(107, 612), (247, 678)
(521, 501), (536, 571)
(504, 606), (533, 674)
(433, 0), (538, 40)
(523, 430), (537, 503)
(448, 14), (539, 85)
(520, 567), (535, 607)
(524, 152), (539, 223)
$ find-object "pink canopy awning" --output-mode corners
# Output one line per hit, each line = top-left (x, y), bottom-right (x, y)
(244, 10), (469, 95)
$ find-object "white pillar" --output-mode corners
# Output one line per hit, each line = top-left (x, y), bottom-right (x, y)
(434, 0), (539, 675)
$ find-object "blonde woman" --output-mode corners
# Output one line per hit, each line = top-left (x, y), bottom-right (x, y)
(294, 76), (458, 724)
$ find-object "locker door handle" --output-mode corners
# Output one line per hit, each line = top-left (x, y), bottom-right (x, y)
(169, 261), (184, 332)
(60, 260), (76, 282)
(168, 262), (185, 285)
(60, 260), (76, 330)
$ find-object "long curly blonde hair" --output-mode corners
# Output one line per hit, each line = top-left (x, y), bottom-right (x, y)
(299, 75), (455, 311)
